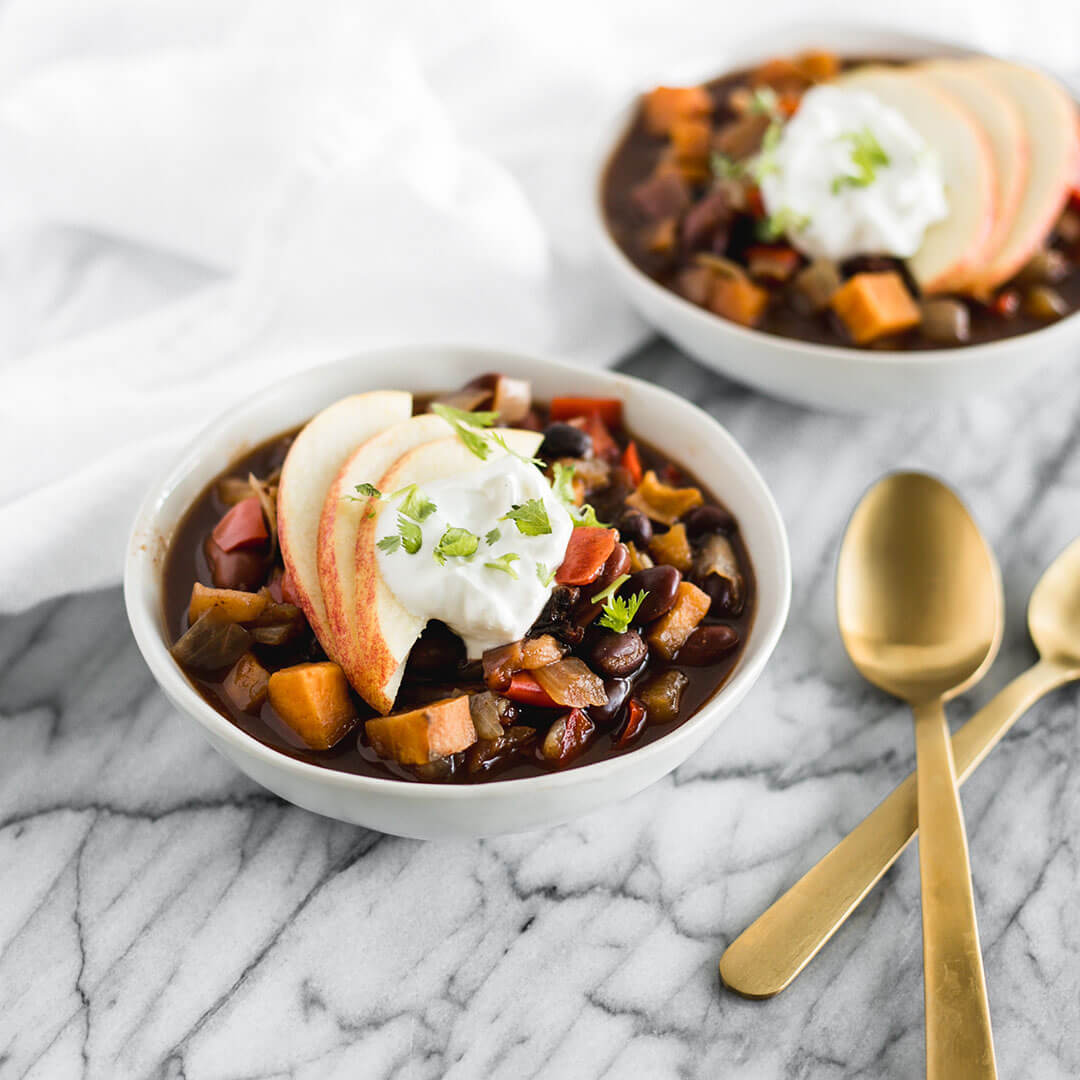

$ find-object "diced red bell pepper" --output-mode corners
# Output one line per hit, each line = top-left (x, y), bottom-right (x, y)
(613, 699), (647, 750)
(504, 671), (560, 708)
(212, 496), (268, 553)
(621, 440), (643, 486)
(991, 289), (1020, 319)
(549, 396), (623, 428)
(544, 708), (595, 767)
(555, 527), (617, 586)
(746, 185), (766, 220)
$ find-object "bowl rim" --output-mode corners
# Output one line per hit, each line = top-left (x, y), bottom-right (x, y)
(124, 344), (791, 801)
(590, 23), (1080, 367)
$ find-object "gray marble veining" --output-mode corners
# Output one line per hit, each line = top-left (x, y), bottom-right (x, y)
(2, 338), (1079, 1079)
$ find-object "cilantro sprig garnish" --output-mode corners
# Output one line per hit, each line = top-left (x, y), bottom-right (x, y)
(756, 206), (811, 242)
(431, 403), (498, 459)
(434, 526), (479, 565)
(378, 514), (423, 556)
(491, 431), (546, 469)
(536, 561), (556, 587)
(484, 552), (520, 578)
(549, 462), (608, 529)
(831, 128), (890, 194)
(351, 481), (436, 522)
(569, 503), (608, 529)
(397, 484), (437, 522)
(590, 574), (648, 634)
(485, 527), (501, 546)
(501, 499), (552, 537)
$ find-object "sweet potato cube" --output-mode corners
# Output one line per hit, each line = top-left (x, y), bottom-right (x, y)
(366, 696), (476, 766)
(641, 217), (678, 254)
(649, 522), (693, 573)
(223, 652), (270, 714)
(670, 118), (711, 166)
(829, 272), (920, 344)
(268, 662), (357, 750)
(188, 582), (268, 625)
(642, 85), (713, 135)
(625, 471), (703, 526)
(647, 582), (712, 660)
(708, 274), (770, 327)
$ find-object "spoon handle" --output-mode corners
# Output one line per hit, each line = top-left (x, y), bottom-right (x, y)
(719, 658), (1074, 999)
(911, 697), (997, 1079)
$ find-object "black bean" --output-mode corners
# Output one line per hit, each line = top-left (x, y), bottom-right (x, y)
(684, 504), (735, 539)
(590, 678), (632, 728)
(700, 573), (745, 617)
(678, 625), (740, 665)
(539, 422), (592, 460)
(616, 508), (653, 547)
(587, 630), (648, 679)
(626, 565), (681, 624)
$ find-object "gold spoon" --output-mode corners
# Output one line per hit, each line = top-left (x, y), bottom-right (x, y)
(719, 535), (1080, 1002)
(834, 473), (999, 1079)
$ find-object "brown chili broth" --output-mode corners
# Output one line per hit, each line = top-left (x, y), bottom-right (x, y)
(163, 405), (756, 783)
(601, 58), (1080, 349)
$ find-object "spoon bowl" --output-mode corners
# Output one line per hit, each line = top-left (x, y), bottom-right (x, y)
(837, 472), (1002, 703)
(1028, 535), (1080, 664)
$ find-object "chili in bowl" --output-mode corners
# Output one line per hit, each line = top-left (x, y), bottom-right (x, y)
(125, 345), (790, 838)
(593, 27), (1080, 411)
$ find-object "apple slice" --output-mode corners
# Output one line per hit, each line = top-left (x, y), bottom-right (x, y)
(964, 58), (1080, 292)
(277, 391), (412, 661)
(317, 412), (452, 692)
(919, 59), (1028, 292)
(350, 429), (545, 715)
(838, 67), (996, 294)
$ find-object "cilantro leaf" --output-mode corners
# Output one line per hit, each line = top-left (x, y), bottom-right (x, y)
(397, 484), (437, 522)
(377, 534), (401, 555)
(710, 150), (743, 181)
(501, 499), (552, 537)
(598, 589), (649, 634)
(551, 462), (576, 506)
(430, 403), (498, 428)
(432, 403), (497, 460)
(756, 206), (811, 242)
(398, 516), (422, 555)
(485, 527), (501, 546)
(536, 561), (556, 587)
(353, 482), (382, 499)
(569, 502), (609, 529)
(490, 431), (545, 469)
(484, 552), (520, 578)
(590, 574), (630, 605)
(434, 526), (479, 564)
(749, 86), (781, 118)
(831, 128), (890, 194)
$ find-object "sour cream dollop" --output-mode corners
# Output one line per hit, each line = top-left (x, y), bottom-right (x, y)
(759, 85), (948, 261)
(375, 454), (574, 658)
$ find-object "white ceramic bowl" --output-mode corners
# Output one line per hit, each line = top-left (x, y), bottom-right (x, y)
(124, 345), (790, 839)
(592, 25), (1080, 412)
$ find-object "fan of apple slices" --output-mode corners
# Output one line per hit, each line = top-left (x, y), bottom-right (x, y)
(277, 390), (547, 716)
(838, 58), (1080, 296)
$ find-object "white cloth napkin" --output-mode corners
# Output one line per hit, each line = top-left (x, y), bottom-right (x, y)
(0, 0), (1075, 612)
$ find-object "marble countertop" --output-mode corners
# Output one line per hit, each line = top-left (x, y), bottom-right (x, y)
(2, 338), (1079, 1079)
